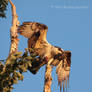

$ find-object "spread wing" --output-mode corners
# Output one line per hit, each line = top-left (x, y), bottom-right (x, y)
(18, 22), (48, 48)
(18, 22), (50, 74)
(56, 51), (71, 92)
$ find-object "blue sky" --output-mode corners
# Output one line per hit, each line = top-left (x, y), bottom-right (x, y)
(0, 0), (92, 92)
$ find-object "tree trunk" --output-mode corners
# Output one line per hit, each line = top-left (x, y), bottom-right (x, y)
(44, 59), (53, 92)
(9, 0), (20, 55)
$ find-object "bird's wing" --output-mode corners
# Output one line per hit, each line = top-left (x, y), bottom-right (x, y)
(18, 22), (48, 39)
(18, 22), (48, 48)
(18, 22), (49, 74)
(56, 51), (71, 92)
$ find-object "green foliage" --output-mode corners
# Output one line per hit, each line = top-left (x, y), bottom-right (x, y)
(0, 0), (8, 18)
(0, 48), (38, 92)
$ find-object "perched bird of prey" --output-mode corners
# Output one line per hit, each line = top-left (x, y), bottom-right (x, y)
(18, 22), (71, 92)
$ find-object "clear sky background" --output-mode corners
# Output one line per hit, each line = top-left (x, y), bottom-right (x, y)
(0, 0), (92, 92)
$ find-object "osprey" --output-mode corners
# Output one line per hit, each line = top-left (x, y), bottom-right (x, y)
(18, 22), (71, 92)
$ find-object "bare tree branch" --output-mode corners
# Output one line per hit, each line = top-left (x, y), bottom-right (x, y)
(8, 0), (20, 55)
(44, 59), (53, 92)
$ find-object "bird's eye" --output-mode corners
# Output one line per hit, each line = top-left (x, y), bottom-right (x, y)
(54, 53), (63, 60)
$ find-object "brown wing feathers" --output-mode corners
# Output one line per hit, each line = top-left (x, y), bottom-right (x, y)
(56, 51), (71, 92)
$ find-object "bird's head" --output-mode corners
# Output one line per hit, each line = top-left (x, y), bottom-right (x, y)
(52, 48), (71, 66)
(63, 51), (71, 66)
